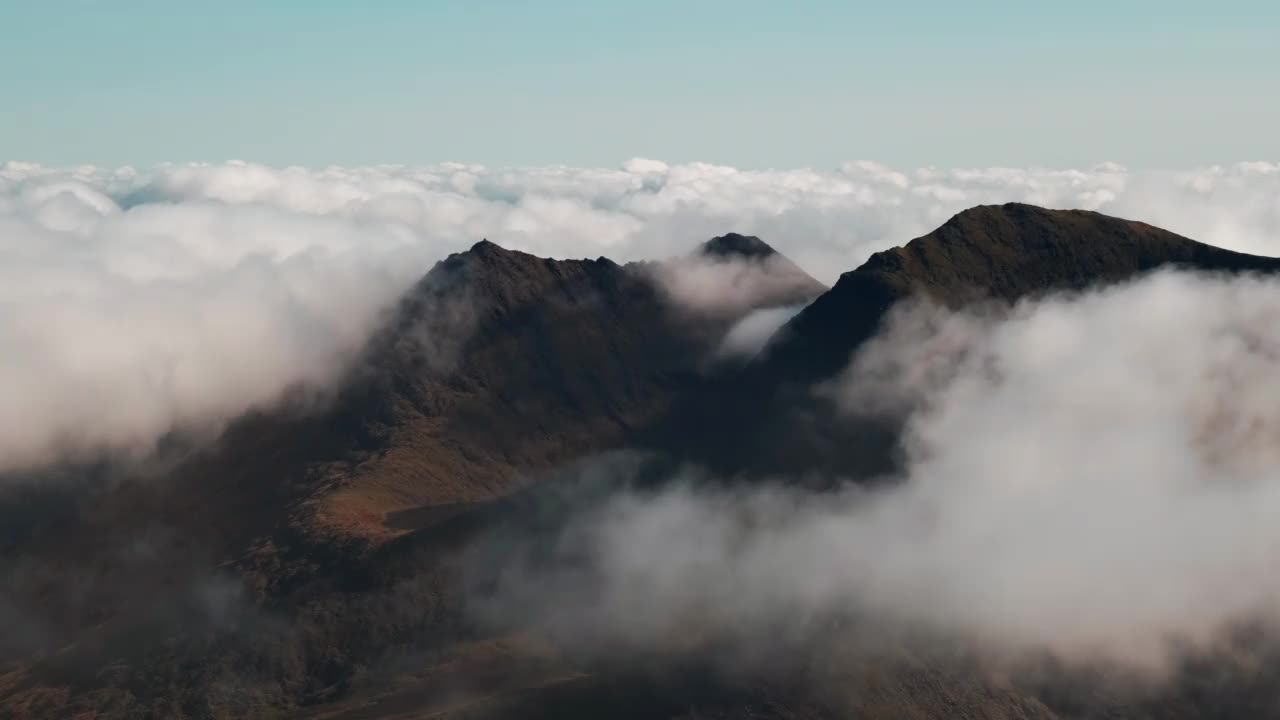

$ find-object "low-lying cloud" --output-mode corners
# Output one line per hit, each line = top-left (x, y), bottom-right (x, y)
(649, 254), (823, 319)
(829, 271), (1280, 665)
(3, 158), (1280, 473)
(0, 182), (438, 473)
(715, 304), (806, 359)
(475, 269), (1280, 675)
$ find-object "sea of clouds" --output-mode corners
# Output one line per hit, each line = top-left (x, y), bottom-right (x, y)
(3, 157), (1280, 472)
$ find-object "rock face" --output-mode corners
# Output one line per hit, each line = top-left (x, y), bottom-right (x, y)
(4, 206), (1280, 719)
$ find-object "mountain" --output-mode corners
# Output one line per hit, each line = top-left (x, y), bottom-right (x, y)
(4, 206), (1280, 719)
(763, 202), (1280, 385)
(699, 233), (828, 309)
(0, 235), (825, 719)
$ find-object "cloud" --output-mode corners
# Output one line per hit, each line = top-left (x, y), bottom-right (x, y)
(647, 254), (822, 318)
(822, 271), (1280, 665)
(715, 304), (806, 359)
(3, 158), (1280, 474)
(12, 158), (1280, 285)
(472, 269), (1280, 676)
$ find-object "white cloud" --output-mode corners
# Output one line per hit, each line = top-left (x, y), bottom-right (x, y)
(2, 158), (1280, 474)
(0, 166), (443, 473)
(822, 272), (1280, 665)
(10, 158), (1280, 283)
(648, 254), (822, 319)
(715, 304), (806, 359)
(478, 270), (1280, 675)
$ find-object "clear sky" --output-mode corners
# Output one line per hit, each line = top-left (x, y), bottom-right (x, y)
(1, 0), (1276, 168)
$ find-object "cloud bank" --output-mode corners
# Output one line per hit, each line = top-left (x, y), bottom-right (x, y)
(3, 158), (1280, 473)
(476, 269), (1280, 674)
(649, 253), (823, 319)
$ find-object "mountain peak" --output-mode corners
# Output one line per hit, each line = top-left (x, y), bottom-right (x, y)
(760, 203), (1280, 384)
(856, 203), (1280, 304)
(699, 233), (778, 260)
(467, 237), (516, 258)
(437, 238), (554, 279)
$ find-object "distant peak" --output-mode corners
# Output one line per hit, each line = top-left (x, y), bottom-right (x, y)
(699, 233), (777, 260)
(469, 238), (508, 256)
(844, 201), (1280, 309)
(456, 238), (545, 270)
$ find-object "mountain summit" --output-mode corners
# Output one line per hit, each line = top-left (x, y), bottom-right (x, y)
(698, 232), (779, 260)
(762, 203), (1280, 384)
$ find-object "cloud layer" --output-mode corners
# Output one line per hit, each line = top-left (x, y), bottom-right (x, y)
(3, 158), (1280, 472)
(829, 272), (1280, 664)
(476, 270), (1280, 674)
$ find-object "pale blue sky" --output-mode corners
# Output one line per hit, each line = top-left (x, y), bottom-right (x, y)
(1, 1), (1276, 168)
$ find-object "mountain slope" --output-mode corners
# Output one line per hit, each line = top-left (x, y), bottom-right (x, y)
(762, 202), (1280, 385)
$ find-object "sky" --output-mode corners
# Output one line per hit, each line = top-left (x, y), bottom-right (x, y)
(1, 0), (1277, 169)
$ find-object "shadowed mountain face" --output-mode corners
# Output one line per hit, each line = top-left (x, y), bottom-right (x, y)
(700, 233), (778, 260)
(4, 205), (1280, 719)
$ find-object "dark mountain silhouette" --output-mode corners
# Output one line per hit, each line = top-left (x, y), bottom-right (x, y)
(761, 202), (1280, 385)
(4, 205), (1280, 719)
(700, 232), (777, 259)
